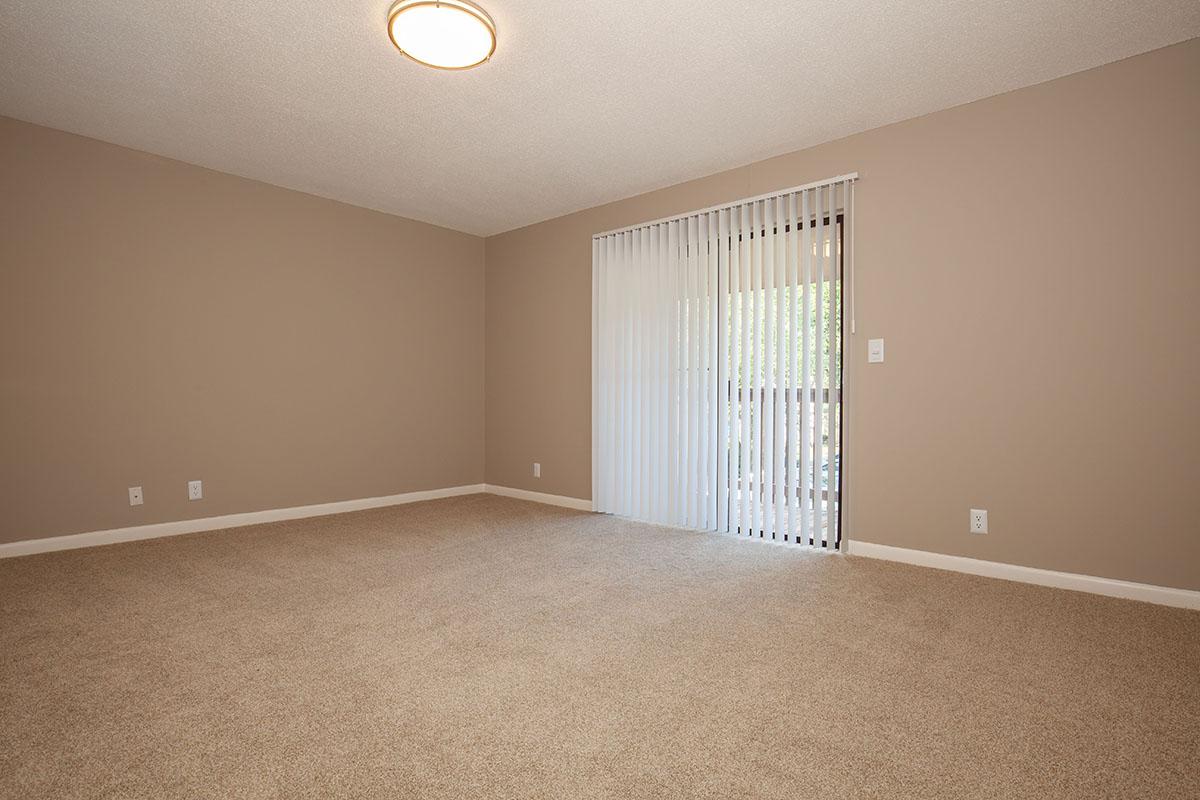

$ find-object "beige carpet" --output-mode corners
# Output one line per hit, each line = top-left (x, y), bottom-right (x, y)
(1, 494), (1197, 799)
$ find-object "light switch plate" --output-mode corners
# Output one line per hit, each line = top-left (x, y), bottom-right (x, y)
(868, 338), (885, 363)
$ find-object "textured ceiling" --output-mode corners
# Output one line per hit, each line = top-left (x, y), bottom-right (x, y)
(2, 2), (1198, 236)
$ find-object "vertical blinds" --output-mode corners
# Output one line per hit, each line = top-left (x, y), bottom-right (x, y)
(592, 174), (854, 548)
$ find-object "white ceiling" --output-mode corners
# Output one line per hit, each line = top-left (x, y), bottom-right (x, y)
(2, 2), (1197, 236)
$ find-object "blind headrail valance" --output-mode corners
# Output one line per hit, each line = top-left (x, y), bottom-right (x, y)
(592, 172), (858, 240)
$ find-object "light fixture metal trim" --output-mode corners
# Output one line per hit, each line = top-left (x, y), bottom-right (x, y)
(387, 0), (497, 71)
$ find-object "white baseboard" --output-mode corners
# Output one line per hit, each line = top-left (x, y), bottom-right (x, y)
(19, 491), (1188, 611)
(0, 484), (486, 560)
(484, 484), (594, 512)
(845, 540), (1200, 611)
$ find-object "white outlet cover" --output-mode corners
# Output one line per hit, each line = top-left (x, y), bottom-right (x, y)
(868, 338), (885, 363)
(128, 486), (143, 506)
(970, 508), (988, 534)
(188, 480), (203, 501)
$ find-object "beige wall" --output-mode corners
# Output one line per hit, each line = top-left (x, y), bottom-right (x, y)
(3, 40), (1197, 589)
(485, 39), (1200, 590)
(1, 117), (485, 544)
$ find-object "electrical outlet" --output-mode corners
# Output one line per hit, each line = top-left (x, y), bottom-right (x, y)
(533, 462), (541, 478)
(868, 338), (885, 363)
(188, 480), (203, 501)
(970, 508), (988, 534)
(128, 486), (143, 506)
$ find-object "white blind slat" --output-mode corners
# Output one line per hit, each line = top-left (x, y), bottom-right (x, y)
(707, 211), (720, 531)
(631, 228), (643, 520)
(812, 190), (826, 546)
(716, 210), (730, 533)
(667, 221), (681, 524)
(696, 212), (710, 531)
(799, 189), (813, 545)
(731, 207), (746, 535)
(828, 184), (841, 547)
(786, 192), (799, 542)
(606, 233), (619, 513)
(762, 198), (777, 539)
(773, 195), (787, 540)
(740, 204), (750, 535)
(748, 200), (758, 537)
(651, 224), (665, 524)
(685, 216), (699, 527)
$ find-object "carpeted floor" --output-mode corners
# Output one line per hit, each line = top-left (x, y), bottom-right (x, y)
(1, 494), (1197, 799)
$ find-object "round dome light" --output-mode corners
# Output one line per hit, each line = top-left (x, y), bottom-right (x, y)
(387, 0), (497, 71)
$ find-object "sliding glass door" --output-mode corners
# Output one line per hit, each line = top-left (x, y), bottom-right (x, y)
(593, 177), (851, 550)
(723, 208), (842, 547)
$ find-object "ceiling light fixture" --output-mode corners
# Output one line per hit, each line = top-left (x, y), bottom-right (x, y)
(387, 0), (496, 71)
